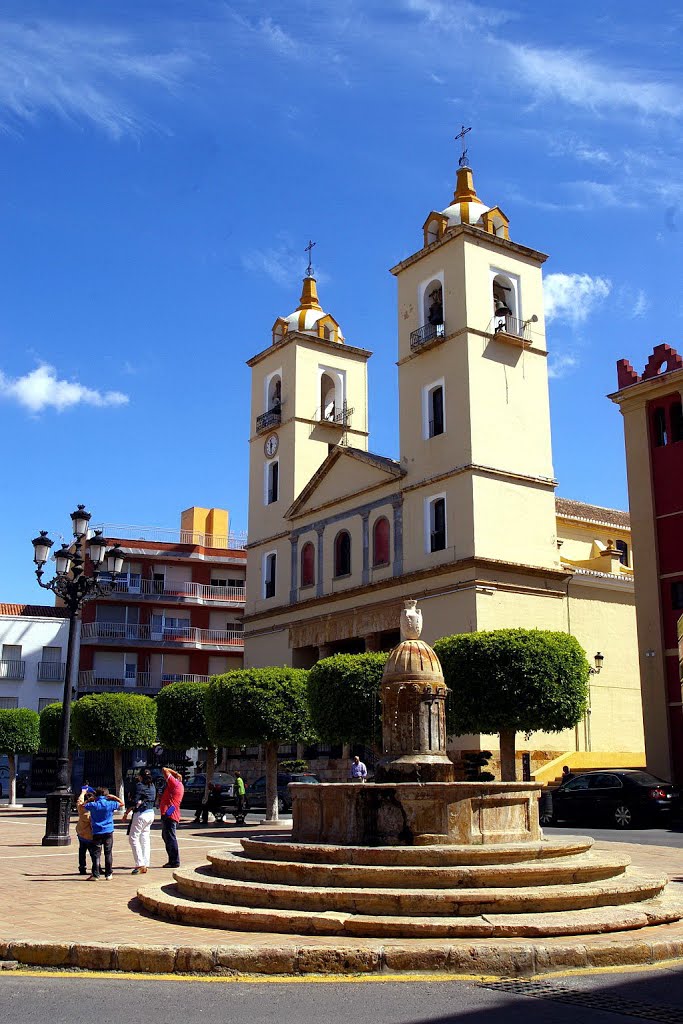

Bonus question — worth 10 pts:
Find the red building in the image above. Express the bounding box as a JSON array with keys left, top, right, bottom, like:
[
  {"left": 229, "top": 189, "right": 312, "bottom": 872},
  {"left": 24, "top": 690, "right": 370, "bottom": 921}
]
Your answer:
[
  {"left": 77, "top": 507, "right": 246, "bottom": 696},
  {"left": 611, "top": 344, "right": 683, "bottom": 781}
]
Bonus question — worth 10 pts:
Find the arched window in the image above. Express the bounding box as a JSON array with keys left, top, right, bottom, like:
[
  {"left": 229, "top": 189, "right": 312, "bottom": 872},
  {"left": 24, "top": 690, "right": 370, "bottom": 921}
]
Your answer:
[
  {"left": 372, "top": 517, "right": 390, "bottom": 567},
  {"left": 300, "top": 541, "right": 315, "bottom": 588},
  {"left": 422, "top": 278, "right": 444, "bottom": 335},
  {"left": 653, "top": 407, "right": 668, "bottom": 447},
  {"left": 426, "top": 220, "right": 440, "bottom": 245},
  {"left": 272, "top": 324, "right": 284, "bottom": 345},
  {"left": 321, "top": 372, "right": 336, "bottom": 420},
  {"left": 334, "top": 530, "right": 351, "bottom": 577},
  {"left": 268, "top": 374, "right": 281, "bottom": 412},
  {"left": 671, "top": 401, "right": 683, "bottom": 443},
  {"left": 492, "top": 273, "right": 517, "bottom": 331}
]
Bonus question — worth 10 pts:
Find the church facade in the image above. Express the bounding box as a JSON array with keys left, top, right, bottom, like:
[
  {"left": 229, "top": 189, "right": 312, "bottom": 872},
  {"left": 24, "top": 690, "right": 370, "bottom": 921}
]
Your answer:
[{"left": 243, "top": 161, "right": 644, "bottom": 770}]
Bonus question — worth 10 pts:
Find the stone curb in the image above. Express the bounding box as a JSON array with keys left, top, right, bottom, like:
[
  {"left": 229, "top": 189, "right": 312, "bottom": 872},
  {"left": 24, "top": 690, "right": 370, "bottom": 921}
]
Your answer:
[{"left": 2, "top": 936, "right": 683, "bottom": 977}]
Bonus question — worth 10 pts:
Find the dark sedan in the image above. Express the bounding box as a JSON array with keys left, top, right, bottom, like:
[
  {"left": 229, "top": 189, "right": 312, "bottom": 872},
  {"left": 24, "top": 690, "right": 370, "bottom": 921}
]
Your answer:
[
  {"left": 542, "top": 770, "right": 681, "bottom": 829},
  {"left": 180, "top": 772, "right": 236, "bottom": 819},
  {"left": 246, "top": 772, "right": 320, "bottom": 814}
]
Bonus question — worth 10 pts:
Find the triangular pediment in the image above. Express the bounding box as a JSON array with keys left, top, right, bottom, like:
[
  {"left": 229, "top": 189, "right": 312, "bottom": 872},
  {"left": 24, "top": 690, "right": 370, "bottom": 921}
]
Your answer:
[{"left": 286, "top": 447, "right": 404, "bottom": 520}]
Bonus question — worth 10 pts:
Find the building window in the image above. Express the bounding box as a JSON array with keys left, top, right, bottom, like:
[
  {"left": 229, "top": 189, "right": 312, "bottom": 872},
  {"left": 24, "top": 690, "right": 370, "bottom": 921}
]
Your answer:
[
  {"left": 671, "top": 401, "right": 683, "bottom": 443},
  {"left": 492, "top": 269, "right": 519, "bottom": 333},
  {"left": 300, "top": 541, "right": 316, "bottom": 588},
  {"left": 423, "top": 381, "right": 445, "bottom": 438},
  {"left": 653, "top": 407, "right": 668, "bottom": 447},
  {"left": 672, "top": 582, "right": 683, "bottom": 610},
  {"left": 372, "top": 517, "right": 390, "bottom": 566},
  {"left": 334, "top": 530, "right": 351, "bottom": 577},
  {"left": 0, "top": 697, "right": 18, "bottom": 709},
  {"left": 615, "top": 540, "right": 629, "bottom": 566},
  {"left": 266, "top": 459, "right": 279, "bottom": 504},
  {"left": 38, "top": 697, "right": 59, "bottom": 712},
  {"left": 0, "top": 645, "right": 23, "bottom": 680},
  {"left": 264, "top": 553, "right": 277, "bottom": 599},
  {"left": 426, "top": 495, "right": 447, "bottom": 552}
]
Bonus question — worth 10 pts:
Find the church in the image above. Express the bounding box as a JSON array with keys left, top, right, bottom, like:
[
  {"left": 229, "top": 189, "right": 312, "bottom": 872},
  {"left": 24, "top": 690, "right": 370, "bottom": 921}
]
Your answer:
[{"left": 242, "top": 152, "right": 644, "bottom": 775}]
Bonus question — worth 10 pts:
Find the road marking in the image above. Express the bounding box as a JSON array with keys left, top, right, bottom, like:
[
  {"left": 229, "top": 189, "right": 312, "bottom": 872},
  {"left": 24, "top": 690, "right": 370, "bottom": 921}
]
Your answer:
[{"left": 5, "top": 960, "right": 683, "bottom": 984}]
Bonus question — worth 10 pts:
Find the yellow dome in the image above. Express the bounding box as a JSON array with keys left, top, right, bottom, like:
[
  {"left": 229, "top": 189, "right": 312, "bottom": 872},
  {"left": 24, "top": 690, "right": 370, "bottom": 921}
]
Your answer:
[{"left": 381, "top": 639, "right": 444, "bottom": 686}]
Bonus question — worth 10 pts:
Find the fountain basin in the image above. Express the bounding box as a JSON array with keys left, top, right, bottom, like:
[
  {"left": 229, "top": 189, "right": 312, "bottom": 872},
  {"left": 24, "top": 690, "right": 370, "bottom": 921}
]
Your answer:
[{"left": 290, "top": 781, "right": 543, "bottom": 846}]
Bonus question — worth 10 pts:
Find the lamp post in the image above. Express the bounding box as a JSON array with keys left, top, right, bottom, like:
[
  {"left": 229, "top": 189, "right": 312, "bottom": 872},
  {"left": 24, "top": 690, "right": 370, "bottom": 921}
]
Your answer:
[{"left": 32, "top": 505, "right": 125, "bottom": 846}]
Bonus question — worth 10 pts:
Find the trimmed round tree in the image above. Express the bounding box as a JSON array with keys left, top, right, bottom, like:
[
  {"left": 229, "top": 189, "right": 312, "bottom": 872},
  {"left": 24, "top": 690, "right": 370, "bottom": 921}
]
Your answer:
[
  {"left": 0, "top": 708, "right": 40, "bottom": 806},
  {"left": 156, "top": 681, "right": 215, "bottom": 811},
  {"left": 71, "top": 692, "right": 157, "bottom": 801},
  {"left": 434, "top": 628, "right": 590, "bottom": 781},
  {"left": 306, "top": 653, "right": 387, "bottom": 749},
  {"left": 206, "top": 668, "right": 311, "bottom": 822}
]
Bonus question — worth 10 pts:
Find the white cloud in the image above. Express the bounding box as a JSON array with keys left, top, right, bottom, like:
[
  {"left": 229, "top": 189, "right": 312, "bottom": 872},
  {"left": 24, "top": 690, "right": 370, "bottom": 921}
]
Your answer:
[
  {"left": 0, "top": 19, "right": 193, "bottom": 137},
  {"left": 548, "top": 353, "right": 579, "bottom": 380},
  {"left": 242, "top": 239, "right": 330, "bottom": 289},
  {"left": 544, "top": 273, "right": 611, "bottom": 325},
  {"left": 629, "top": 289, "right": 649, "bottom": 319},
  {"left": 508, "top": 44, "right": 683, "bottom": 118},
  {"left": 405, "top": 0, "right": 514, "bottom": 30},
  {"left": 0, "top": 364, "right": 129, "bottom": 413}
]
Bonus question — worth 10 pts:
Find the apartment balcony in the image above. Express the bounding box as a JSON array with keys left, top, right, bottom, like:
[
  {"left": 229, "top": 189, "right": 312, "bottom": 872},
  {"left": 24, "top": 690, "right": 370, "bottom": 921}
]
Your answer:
[
  {"left": 37, "top": 662, "right": 66, "bottom": 682},
  {"left": 0, "top": 659, "right": 25, "bottom": 680},
  {"left": 91, "top": 523, "right": 248, "bottom": 550},
  {"left": 80, "top": 622, "right": 244, "bottom": 650},
  {"left": 78, "top": 670, "right": 214, "bottom": 693},
  {"left": 410, "top": 321, "right": 445, "bottom": 351},
  {"left": 104, "top": 576, "right": 246, "bottom": 606}
]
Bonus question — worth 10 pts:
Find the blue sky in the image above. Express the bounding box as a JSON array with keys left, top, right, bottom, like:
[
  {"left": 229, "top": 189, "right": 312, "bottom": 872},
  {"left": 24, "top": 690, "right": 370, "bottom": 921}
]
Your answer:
[{"left": 1, "top": 1, "right": 681, "bottom": 602}]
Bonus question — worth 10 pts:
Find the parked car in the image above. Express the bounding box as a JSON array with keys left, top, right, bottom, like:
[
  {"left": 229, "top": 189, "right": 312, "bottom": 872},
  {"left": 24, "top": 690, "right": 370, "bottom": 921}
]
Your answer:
[
  {"left": 542, "top": 770, "right": 681, "bottom": 829},
  {"left": 246, "top": 772, "right": 320, "bottom": 814},
  {"left": 180, "top": 772, "right": 236, "bottom": 820}
]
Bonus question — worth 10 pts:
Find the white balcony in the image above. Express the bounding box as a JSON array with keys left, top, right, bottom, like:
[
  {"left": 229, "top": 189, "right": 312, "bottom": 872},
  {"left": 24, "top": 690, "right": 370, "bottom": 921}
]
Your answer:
[
  {"left": 104, "top": 576, "right": 246, "bottom": 605},
  {"left": 80, "top": 622, "right": 244, "bottom": 650},
  {"left": 91, "top": 523, "right": 247, "bottom": 550},
  {"left": 78, "top": 670, "right": 214, "bottom": 692}
]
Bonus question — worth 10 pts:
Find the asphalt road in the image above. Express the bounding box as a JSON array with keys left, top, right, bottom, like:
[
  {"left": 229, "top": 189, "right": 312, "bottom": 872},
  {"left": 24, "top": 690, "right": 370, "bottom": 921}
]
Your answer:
[
  {"left": 544, "top": 822, "right": 683, "bottom": 847},
  {"left": 4, "top": 967, "right": 683, "bottom": 1024}
]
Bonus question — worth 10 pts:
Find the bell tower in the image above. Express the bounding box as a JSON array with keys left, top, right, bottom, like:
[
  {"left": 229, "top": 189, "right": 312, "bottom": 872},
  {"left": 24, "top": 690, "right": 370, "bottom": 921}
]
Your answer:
[
  {"left": 245, "top": 270, "right": 371, "bottom": 614},
  {"left": 391, "top": 150, "right": 559, "bottom": 572}
]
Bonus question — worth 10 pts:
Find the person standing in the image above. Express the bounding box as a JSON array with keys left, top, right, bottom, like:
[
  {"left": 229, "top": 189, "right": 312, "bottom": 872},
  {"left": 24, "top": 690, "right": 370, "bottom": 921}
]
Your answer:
[
  {"left": 159, "top": 766, "right": 184, "bottom": 868},
  {"left": 349, "top": 755, "right": 367, "bottom": 782},
  {"left": 233, "top": 771, "right": 246, "bottom": 814},
  {"left": 84, "top": 787, "right": 124, "bottom": 880},
  {"left": 123, "top": 768, "right": 156, "bottom": 875},
  {"left": 75, "top": 789, "right": 96, "bottom": 875}
]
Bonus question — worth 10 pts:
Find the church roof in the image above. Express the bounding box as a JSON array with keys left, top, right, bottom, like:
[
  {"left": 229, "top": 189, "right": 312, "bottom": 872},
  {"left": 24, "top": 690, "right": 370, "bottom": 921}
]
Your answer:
[
  {"left": 555, "top": 497, "right": 630, "bottom": 531},
  {"left": 286, "top": 447, "right": 405, "bottom": 519}
]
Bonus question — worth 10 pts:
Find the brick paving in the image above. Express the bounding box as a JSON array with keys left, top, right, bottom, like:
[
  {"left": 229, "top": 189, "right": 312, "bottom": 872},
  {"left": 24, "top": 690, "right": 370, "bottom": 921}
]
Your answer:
[{"left": 2, "top": 807, "right": 683, "bottom": 974}]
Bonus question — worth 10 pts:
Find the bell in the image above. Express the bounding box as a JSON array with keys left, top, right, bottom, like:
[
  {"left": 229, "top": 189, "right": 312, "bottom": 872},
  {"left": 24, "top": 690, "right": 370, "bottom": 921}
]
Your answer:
[{"left": 495, "top": 300, "right": 512, "bottom": 318}]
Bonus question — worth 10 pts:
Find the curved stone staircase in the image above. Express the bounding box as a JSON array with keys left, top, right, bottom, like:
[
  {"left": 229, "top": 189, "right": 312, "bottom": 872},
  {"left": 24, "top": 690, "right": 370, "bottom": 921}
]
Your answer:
[{"left": 138, "top": 835, "right": 683, "bottom": 939}]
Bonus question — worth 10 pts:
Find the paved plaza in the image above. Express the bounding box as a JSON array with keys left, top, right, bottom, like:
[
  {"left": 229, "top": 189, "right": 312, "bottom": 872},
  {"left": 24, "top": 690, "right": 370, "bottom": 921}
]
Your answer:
[{"left": 2, "top": 807, "right": 683, "bottom": 976}]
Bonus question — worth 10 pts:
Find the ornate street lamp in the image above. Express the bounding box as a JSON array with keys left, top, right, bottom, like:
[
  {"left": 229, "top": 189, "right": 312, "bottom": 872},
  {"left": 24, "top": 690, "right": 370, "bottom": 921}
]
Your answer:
[{"left": 32, "top": 506, "right": 124, "bottom": 846}]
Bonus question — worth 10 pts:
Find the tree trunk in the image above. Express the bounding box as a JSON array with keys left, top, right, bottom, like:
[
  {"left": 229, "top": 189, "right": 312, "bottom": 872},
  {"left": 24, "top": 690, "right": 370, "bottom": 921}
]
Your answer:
[
  {"left": 8, "top": 752, "right": 16, "bottom": 806},
  {"left": 264, "top": 740, "right": 279, "bottom": 823},
  {"left": 499, "top": 730, "right": 517, "bottom": 782},
  {"left": 202, "top": 746, "right": 216, "bottom": 812},
  {"left": 114, "top": 749, "right": 124, "bottom": 803}
]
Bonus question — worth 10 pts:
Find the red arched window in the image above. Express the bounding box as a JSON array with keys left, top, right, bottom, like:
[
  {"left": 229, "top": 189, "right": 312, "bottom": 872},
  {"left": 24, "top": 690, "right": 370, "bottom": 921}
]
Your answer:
[
  {"left": 334, "top": 530, "right": 351, "bottom": 577},
  {"left": 372, "top": 517, "right": 390, "bottom": 566},
  {"left": 300, "top": 541, "right": 315, "bottom": 588}
]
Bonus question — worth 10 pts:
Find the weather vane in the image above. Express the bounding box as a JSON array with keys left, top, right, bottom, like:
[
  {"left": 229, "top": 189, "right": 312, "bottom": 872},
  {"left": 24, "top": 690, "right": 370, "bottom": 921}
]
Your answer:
[
  {"left": 455, "top": 124, "right": 472, "bottom": 168},
  {"left": 304, "top": 239, "right": 316, "bottom": 278}
]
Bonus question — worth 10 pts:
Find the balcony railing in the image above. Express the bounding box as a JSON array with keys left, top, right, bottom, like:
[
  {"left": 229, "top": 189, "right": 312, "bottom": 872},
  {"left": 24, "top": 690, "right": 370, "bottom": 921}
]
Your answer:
[
  {"left": 37, "top": 662, "right": 66, "bottom": 682},
  {"left": 105, "top": 576, "right": 246, "bottom": 604},
  {"left": 78, "top": 670, "right": 215, "bottom": 692},
  {"left": 491, "top": 314, "right": 533, "bottom": 340},
  {"left": 319, "top": 403, "right": 355, "bottom": 427},
  {"left": 81, "top": 622, "right": 244, "bottom": 647},
  {"left": 90, "top": 524, "right": 247, "bottom": 550},
  {"left": 410, "top": 321, "right": 445, "bottom": 350},
  {"left": 0, "top": 659, "right": 25, "bottom": 680},
  {"left": 256, "top": 408, "right": 281, "bottom": 434}
]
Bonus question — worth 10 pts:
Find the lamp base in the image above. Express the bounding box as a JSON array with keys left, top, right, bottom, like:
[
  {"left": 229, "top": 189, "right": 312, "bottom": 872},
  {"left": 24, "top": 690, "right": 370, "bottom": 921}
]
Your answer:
[{"left": 42, "top": 791, "right": 73, "bottom": 846}]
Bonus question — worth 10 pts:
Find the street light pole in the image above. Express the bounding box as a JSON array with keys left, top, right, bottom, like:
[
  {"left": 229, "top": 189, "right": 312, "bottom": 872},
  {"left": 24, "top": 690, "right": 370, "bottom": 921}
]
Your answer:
[{"left": 32, "top": 507, "right": 125, "bottom": 847}]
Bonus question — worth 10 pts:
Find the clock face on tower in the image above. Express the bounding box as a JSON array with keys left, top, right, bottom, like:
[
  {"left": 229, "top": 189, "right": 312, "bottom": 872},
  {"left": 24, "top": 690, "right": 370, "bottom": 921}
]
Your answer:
[{"left": 264, "top": 433, "right": 279, "bottom": 458}]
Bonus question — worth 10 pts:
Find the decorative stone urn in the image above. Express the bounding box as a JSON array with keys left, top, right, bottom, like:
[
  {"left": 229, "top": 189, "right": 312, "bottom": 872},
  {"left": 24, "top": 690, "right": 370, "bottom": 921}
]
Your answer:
[{"left": 375, "top": 599, "right": 454, "bottom": 783}]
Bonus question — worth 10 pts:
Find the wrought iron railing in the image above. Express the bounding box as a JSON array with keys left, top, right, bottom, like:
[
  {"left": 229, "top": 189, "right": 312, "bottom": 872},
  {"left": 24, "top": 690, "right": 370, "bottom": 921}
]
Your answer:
[
  {"left": 410, "top": 322, "right": 445, "bottom": 350},
  {"left": 256, "top": 408, "right": 282, "bottom": 433},
  {"left": 491, "top": 314, "right": 532, "bottom": 339},
  {"left": 37, "top": 661, "right": 66, "bottom": 682},
  {"left": 0, "top": 659, "right": 25, "bottom": 680},
  {"left": 80, "top": 622, "right": 244, "bottom": 647}
]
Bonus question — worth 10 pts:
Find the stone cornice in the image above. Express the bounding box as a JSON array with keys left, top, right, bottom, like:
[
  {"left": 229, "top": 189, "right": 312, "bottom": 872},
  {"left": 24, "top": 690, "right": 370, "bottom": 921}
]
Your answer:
[
  {"left": 389, "top": 222, "right": 548, "bottom": 277},
  {"left": 247, "top": 332, "right": 372, "bottom": 369}
]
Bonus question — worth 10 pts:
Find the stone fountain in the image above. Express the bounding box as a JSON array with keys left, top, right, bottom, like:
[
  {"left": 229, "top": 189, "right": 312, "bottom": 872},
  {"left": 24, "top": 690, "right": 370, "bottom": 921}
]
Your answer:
[{"left": 139, "top": 600, "right": 683, "bottom": 944}]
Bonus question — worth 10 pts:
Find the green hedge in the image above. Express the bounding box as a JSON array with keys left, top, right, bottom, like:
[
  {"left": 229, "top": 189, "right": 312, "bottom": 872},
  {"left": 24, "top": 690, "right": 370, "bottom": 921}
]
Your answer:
[
  {"left": 71, "top": 692, "right": 157, "bottom": 750},
  {"left": 156, "top": 681, "right": 210, "bottom": 750},
  {"left": 306, "top": 652, "right": 388, "bottom": 747},
  {"left": 0, "top": 707, "right": 40, "bottom": 754},
  {"left": 206, "top": 667, "right": 311, "bottom": 746}
]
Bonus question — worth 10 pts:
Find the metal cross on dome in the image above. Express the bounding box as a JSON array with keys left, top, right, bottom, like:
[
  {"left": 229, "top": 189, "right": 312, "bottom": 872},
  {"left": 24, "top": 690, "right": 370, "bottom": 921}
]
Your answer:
[
  {"left": 456, "top": 124, "right": 472, "bottom": 168},
  {"left": 304, "top": 239, "right": 316, "bottom": 277}
]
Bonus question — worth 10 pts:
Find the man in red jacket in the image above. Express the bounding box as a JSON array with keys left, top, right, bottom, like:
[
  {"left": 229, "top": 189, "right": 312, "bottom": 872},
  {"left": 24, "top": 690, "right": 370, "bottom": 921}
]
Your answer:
[{"left": 159, "top": 766, "right": 184, "bottom": 868}]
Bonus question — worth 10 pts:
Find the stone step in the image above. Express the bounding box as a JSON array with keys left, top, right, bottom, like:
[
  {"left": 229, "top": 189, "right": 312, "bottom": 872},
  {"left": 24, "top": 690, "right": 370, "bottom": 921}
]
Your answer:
[
  {"left": 137, "top": 882, "right": 683, "bottom": 939},
  {"left": 239, "top": 836, "right": 594, "bottom": 866},
  {"left": 207, "top": 849, "right": 630, "bottom": 889},
  {"left": 172, "top": 865, "right": 667, "bottom": 917}
]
